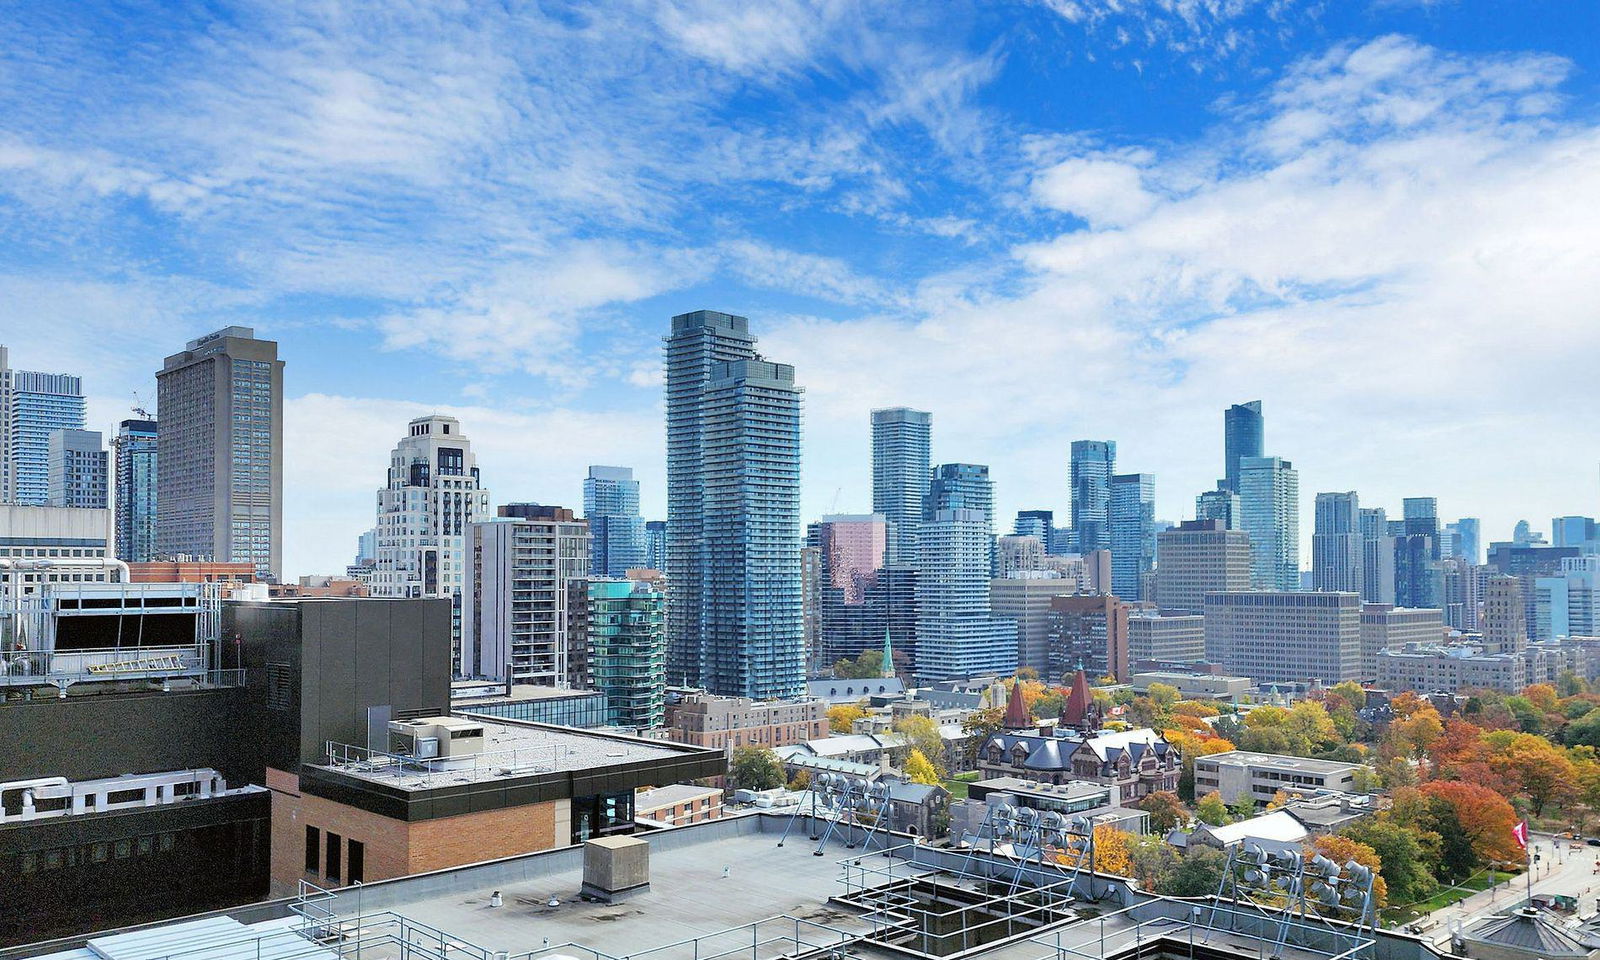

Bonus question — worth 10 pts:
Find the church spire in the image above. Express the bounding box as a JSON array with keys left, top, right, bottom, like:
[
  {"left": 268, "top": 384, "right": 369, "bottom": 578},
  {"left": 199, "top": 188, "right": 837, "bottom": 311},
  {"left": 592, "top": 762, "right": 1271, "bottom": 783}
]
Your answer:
[
  {"left": 881, "top": 628, "right": 895, "bottom": 679},
  {"left": 1002, "top": 679, "right": 1032, "bottom": 730}
]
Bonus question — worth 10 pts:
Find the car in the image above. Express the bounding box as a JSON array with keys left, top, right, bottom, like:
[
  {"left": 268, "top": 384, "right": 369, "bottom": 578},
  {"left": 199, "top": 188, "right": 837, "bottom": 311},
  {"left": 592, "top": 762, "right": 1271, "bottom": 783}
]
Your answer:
[{"left": 1586, "top": 838, "right": 1600, "bottom": 847}]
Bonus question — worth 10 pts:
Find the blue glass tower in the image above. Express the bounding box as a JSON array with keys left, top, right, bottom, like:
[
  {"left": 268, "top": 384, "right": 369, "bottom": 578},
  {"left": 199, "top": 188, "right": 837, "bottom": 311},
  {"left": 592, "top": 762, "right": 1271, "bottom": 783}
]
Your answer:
[
  {"left": 1110, "top": 473, "right": 1156, "bottom": 600},
  {"left": 1, "top": 346, "right": 87, "bottom": 505},
  {"left": 114, "top": 418, "right": 159, "bottom": 562},
  {"left": 1223, "top": 401, "right": 1263, "bottom": 493},
  {"left": 1070, "top": 440, "right": 1116, "bottom": 553},
  {"left": 664, "top": 311, "right": 804, "bottom": 699},
  {"left": 871, "top": 408, "right": 932, "bottom": 566},
  {"left": 644, "top": 520, "right": 667, "bottom": 571},
  {"left": 584, "top": 465, "right": 647, "bottom": 577}
]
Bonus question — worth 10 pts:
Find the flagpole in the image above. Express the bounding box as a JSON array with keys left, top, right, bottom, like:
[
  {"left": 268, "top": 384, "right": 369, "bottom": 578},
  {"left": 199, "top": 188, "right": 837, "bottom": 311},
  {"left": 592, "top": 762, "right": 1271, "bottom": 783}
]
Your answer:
[{"left": 1525, "top": 822, "right": 1533, "bottom": 906}]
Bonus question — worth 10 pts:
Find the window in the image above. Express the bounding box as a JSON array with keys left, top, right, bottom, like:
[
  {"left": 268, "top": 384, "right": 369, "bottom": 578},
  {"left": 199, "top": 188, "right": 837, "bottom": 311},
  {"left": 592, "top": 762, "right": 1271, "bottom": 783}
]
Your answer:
[
  {"left": 305, "top": 826, "right": 320, "bottom": 873},
  {"left": 347, "top": 840, "right": 365, "bottom": 884},
  {"left": 325, "top": 832, "right": 342, "bottom": 883}
]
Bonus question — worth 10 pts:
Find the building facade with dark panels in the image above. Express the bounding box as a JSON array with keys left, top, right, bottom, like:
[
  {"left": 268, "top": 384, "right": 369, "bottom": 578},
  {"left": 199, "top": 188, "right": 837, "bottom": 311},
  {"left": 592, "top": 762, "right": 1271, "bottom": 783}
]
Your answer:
[
  {"left": 0, "top": 685, "right": 270, "bottom": 946},
  {"left": 232, "top": 596, "right": 453, "bottom": 772}
]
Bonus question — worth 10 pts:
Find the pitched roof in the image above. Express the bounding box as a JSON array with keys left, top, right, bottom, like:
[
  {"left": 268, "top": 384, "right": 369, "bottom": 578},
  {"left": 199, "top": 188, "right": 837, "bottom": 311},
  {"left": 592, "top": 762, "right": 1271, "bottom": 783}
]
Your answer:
[
  {"left": 1463, "top": 910, "right": 1598, "bottom": 957},
  {"left": 1195, "top": 809, "right": 1309, "bottom": 846},
  {"left": 1002, "top": 680, "right": 1032, "bottom": 729},
  {"left": 1062, "top": 668, "right": 1092, "bottom": 726}
]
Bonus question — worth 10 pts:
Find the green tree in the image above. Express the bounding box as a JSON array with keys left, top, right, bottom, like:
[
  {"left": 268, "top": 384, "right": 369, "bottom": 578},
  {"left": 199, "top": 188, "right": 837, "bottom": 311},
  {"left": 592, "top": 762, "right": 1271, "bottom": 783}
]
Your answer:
[
  {"left": 904, "top": 749, "right": 941, "bottom": 785},
  {"left": 1157, "top": 846, "right": 1227, "bottom": 897},
  {"left": 834, "top": 649, "right": 885, "bottom": 679},
  {"left": 1342, "top": 819, "right": 1436, "bottom": 906},
  {"left": 1566, "top": 709, "right": 1600, "bottom": 748},
  {"left": 730, "top": 746, "right": 784, "bottom": 791},
  {"left": 1195, "top": 790, "right": 1231, "bottom": 826}
]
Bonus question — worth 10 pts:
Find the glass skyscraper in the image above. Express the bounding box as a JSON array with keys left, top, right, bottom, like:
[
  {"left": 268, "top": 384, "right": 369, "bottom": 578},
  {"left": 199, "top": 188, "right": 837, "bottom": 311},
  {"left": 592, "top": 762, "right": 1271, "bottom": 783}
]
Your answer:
[
  {"left": 915, "top": 508, "right": 1017, "bottom": 681},
  {"left": 584, "top": 465, "right": 647, "bottom": 578},
  {"left": 1196, "top": 483, "right": 1241, "bottom": 530},
  {"left": 114, "top": 418, "right": 159, "bottom": 562},
  {"left": 644, "top": 520, "right": 667, "bottom": 572},
  {"left": 1070, "top": 440, "right": 1116, "bottom": 553},
  {"left": 871, "top": 407, "right": 931, "bottom": 567},
  {"left": 1223, "top": 400, "right": 1263, "bottom": 493},
  {"left": 1239, "top": 455, "right": 1300, "bottom": 591},
  {"left": 1402, "top": 497, "right": 1441, "bottom": 560},
  {"left": 1312, "top": 491, "right": 1363, "bottom": 593},
  {"left": 664, "top": 311, "right": 804, "bottom": 700},
  {"left": 1109, "top": 473, "right": 1156, "bottom": 600},
  {"left": 47, "top": 428, "right": 107, "bottom": 509},
  {"left": 0, "top": 345, "right": 87, "bottom": 506}
]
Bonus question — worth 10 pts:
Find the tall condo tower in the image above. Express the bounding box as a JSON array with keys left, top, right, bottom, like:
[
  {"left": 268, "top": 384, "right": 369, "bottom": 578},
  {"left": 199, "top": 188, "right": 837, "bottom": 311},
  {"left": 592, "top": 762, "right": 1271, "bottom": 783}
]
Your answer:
[
  {"left": 871, "top": 407, "right": 932, "bottom": 567},
  {"left": 1070, "top": 440, "right": 1116, "bottom": 553},
  {"left": 584, "top": 465, "right": 647, "bottom": 578},
  {"left": 1239, "top": 455, "right": 1300, "bottom": 591},
  {"left": 1223, "top": 401, "right": 1263, "bottom": 493},
  {"left": 0, "top": 345, "right": 88, "bottom": 506},
  {"left": 664, "top": 311, "right": 804, "bottom": 699}
]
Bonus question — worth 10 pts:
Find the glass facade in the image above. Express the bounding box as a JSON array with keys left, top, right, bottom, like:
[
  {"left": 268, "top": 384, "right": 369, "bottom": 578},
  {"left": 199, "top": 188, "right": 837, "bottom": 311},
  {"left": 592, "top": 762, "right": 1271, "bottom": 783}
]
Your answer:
[
  {"left": 870, "top": 407, "right": 932, "bottom": 567},
  {"left": 3, "top": 365, "right": 87, "bottom": 506},
  {"left": 115, "top": 419, "right": 159, "bottom": 562},
  {"left": 1109, "top": 473, "right": 1156, "bottom": 601},
  {"left": 1223, "top": 400, "right": 1263, "bottom": 494},
  {"left": 587, "top": 578, "right": 667, "bottom": 728},
  {"left": 1239, "top": 455, "right": 1300, "bottom": 591},
  {"left": 1069, "top": 440, "right": 1116, "bottom": 553},
  {"left": 584, "top": 466, "right": 647, "bottom": 578}
]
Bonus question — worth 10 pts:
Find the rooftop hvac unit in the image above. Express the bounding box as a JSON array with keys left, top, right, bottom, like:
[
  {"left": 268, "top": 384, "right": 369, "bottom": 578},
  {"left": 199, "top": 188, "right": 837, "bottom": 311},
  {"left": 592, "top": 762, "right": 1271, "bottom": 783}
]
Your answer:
[{"left": 388, "top": 717, "right": 486, "bottom": 759}]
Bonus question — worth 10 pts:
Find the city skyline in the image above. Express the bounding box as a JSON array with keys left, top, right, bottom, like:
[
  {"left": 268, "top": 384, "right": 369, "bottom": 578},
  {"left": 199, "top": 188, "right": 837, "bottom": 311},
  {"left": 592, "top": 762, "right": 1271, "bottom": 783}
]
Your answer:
[{"left": 4, "top": 3, "right": 1599, "bottom": 578}]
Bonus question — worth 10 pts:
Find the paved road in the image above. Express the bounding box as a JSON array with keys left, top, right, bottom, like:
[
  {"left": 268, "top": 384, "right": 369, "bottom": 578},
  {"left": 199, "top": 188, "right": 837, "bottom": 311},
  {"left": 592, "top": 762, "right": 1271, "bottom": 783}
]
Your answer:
[{"left": 1418, "top": 834, "right": 1600, "bottom": 946}]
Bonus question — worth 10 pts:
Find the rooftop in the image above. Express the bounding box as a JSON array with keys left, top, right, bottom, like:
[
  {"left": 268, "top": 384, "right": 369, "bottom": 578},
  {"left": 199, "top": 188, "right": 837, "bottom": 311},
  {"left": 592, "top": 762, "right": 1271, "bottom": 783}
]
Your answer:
[
  {"left": 315, "top": 715, "right": 712, "bottom": 792},
  {"left": 1197, "top": 750, "right": 1360, "bottom": 774}
]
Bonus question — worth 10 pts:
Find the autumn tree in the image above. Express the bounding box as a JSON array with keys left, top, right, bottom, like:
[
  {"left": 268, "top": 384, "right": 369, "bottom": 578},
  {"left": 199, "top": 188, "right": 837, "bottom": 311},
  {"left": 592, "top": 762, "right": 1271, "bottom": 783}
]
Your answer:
[
  {"left": 834, "top": 649, "right": 886, "bottom": 678},
  {"left": 1421, "top": 780, "right": 1523, "bottom": 866},
  {"left": 1389, "top": 705, "right": 1445, "bottom": 759},
  {"left": 1342, "top": 818, "right": 1435, "bottom": 906},
  {"left": 904, "top": 749, "right": 941, "bottom": 785},
  {"left": 895, "top": 715, "right": 948, "bottom": 777},
  {"left": 1093, "top": 824, "right": 1134, "bottom": 877},
  {"left": 1139, "top": 790, "right": 1189, "bottom": 833},
  {"left": 828, "top": 704, "right": 868, "bottom": 734},
  {"left": 1484, "top": 731, "right": 1576, "bottom": 815}
]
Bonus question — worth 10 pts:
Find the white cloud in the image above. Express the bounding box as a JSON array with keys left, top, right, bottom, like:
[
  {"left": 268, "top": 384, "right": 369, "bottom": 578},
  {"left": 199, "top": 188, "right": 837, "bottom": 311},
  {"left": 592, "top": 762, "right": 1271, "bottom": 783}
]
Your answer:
[{"left": 1031, "top": 152, "right": 1157, "bottom": 227}]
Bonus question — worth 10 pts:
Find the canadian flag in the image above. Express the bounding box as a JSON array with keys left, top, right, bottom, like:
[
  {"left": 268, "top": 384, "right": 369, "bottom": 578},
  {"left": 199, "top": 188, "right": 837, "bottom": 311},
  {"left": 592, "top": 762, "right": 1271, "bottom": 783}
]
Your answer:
[{"left": 1513, "top": 820, "right": 1530, "bottom": 850}]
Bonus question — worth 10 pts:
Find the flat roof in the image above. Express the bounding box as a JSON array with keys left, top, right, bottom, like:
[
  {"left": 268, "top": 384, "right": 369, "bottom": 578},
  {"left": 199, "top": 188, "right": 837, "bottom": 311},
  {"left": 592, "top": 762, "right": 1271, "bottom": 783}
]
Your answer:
[
  {"left": 636, "top": 783, "right": 722, "bottom": 810},
  {"left": 315, "top": 716, "right": 711, "bottom": 791},
  {"left": 1196, "top": 750, "right": 1359, "bottom": 774}
]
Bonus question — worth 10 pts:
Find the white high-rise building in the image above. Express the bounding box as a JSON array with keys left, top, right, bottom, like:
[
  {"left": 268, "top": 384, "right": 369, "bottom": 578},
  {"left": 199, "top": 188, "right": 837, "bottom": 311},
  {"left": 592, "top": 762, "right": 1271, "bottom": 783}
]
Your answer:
[
  {"left": 1239, "top": 456, "right": 1299, "bottom": 592},
  {"left": 372, "top": 415, "right": 492, "bottom": 672}
]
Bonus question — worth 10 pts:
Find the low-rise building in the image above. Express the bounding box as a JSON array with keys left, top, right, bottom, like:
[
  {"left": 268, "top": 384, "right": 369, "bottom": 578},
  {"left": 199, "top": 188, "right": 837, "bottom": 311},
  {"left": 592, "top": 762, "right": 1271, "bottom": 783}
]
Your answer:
[
  {"left": 450, "top": 681, "right": 610, "bottom": 728},
  {"left": 1192, "top": 750, "right": 1360, "bottom": 806},
  {"left": 1376, "top": 646, "right": 1528, "bottom": 693},
  {"left": 662, "top": 690, "right": 827, "bottom": 751},
  {"left": 635, "top": 783, "right": 724, "bottom": 826},
  {"left": 1131, "top": 671, "right": 1250, "bottom": 701}
]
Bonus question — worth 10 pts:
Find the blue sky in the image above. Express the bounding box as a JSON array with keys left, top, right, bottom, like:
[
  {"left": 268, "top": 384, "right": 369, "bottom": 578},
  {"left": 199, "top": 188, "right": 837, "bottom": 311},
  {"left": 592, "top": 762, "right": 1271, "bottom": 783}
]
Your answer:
[{"left": 3, "top": 0, "right": 1598, "bottom": 578}]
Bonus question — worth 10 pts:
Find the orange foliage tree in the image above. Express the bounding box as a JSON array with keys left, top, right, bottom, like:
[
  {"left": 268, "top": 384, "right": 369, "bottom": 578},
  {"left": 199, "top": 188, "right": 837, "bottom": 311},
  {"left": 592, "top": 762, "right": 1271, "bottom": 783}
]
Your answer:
[
  {"left": 1093, "top": 824, "right": 1134, "bottom": 877},
  {"left": 1308, "top": 834, "right": 1387, "bottom": 908},
  {"left": 1421, "top": 780, "right": 1523, "bottom": 865}
]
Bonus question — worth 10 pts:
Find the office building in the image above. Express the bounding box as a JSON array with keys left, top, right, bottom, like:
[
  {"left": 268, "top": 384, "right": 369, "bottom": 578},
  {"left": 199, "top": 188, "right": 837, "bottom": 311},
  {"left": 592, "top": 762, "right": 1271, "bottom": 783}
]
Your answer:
[
  {"left": 871, "top": 407, "right": 932, "bottom": 566},
  {"left": 916, "top": 508, "right": 1017, "bottom": 681},
  {"left": 587, "top": 577, "right": 667, "bottom": 729},
  {"left": 46, "top": 428, "right": 106, "bottom": 509},
  {"left": 155, "top": 327, "right": 284, "bottom": 580},
  {"left": 1438, "top": 557, "right": 1481, "bottom": 631},
  {"left": 1222, "top": 400, "right": 1263, "bottom": 493},
  {"left": 1393, "top": 534, "right": 1438, "bottom": 609},
  {"left": 1448, "top": 518, "right": 1481, "bottom": 565},
  {"left": 1154, "top": 519, "right": 1252, "bottom": 615},
  {"left": 1376, "top": 647, "right": 1528, "bottom": 694},
  {"left": 1014, "top": 509, "right": 1054, "bottom": 543},
  {"left": 1312, "top": 492, "right": 1363, "bottom": 594},
  {"left": 1359, "top": 604, "right": 1444, "bottom": 678},
  {"left": 1553, "top": 516, "right": 1600, "bottom": 553},
  {"left": 584, "top": 465, "right": 647, "bottom": 578},
  {"left": 1357, "top": 507, "right": 1395, "bottom": 605},
  {"left": 1488, "top": 542, "right": 1581, "bottom": 638},
  {"left": 1193, "top": 751, "right": 1359, "bottom": 807},
  {"left": 1402, "top": 498, "right": 1441, "bottom": 560},
  {"left": 371, "top": 415, "right": 493, "bottom": 668},
  {"left": 1203, "top": 591, "right": 1361, "bottom": 684},
  {"left": 644, "top": 519, "right": 667, "bottom": 571},
  {"left": 1239, "top": 456, "right": 1299, "bottom": 591},
  {"left": 1047, "top": 593, "right": 1130, "bottom": 682},
  {"left": 1482, "top": 574, "right": 1528, "bottom": 654},
  {"left": 665, "top": 311, "right": 804, "bottom": 700},
  {"left": 0, "top": 345, "right": 87, "bottom": 506},
  {"left": 1127, "top": 611, "right": 1205, "bottom": 664},
  {"left": 1195, "top": 484, "right": 1241, "bottom": 530},
  {"left": 1535, "top": 556, "right": 1600, "bottom": 640},
  {"left": 112, "top": 418, "right": 158, "bottom": 562},
  {"left": 0, "top": 504, "right": 118, "bottom": 598},
  {"left": 992, "top": 575, "right": 1081, "bottom": 676},
  {"left": 462, "top": 504, "right": 590, "bottom": 685},
  {"left": 1109, "top": 472, "right": 1156, "bottom": 601},
  {"left": 1069, "top": 440, "right": 1116, "bottom": 553}
]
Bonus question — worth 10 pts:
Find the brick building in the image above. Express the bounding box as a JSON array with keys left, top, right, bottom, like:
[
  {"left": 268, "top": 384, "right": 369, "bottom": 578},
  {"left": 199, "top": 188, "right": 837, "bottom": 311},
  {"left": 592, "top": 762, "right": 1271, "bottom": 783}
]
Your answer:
[{"left": 662, "top": 690, "right": 826, "bottom": 750}]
